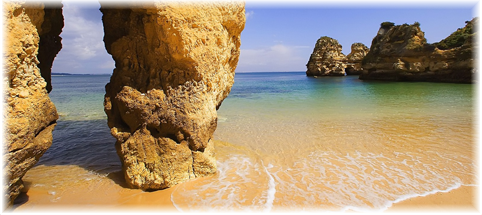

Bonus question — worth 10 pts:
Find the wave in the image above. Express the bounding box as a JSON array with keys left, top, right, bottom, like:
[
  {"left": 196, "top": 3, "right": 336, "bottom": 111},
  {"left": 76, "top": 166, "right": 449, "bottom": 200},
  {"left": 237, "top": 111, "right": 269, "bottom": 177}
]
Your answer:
[{"left": 338, "top": 182, "right": 466, "bottom": 212}]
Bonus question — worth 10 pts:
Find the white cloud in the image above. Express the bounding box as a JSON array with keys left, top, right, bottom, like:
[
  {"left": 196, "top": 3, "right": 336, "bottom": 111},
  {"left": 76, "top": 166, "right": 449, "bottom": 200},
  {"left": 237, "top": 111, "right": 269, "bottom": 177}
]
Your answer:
[
  {"left": 245, "top": 10, "right": 254, "bottom": 19},
  {"left": 52, "top": 2, "right": 114, "bottom": 74},
  {"left": 237, "top": 44, "right": 311, "bottom": 72},
  {"left": 98, "top": 60, "right": 115, "bottom": 69},
  {"left": 60, "top": 6, "right": 105, "bottom": 60}
]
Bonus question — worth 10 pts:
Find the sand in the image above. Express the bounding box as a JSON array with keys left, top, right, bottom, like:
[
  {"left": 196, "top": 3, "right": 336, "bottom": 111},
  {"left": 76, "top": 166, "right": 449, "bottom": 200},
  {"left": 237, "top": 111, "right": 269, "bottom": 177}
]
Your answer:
[
  {"left": 345, "top": 186, "right": 482, "bottom": 215},
  {"left": 12, "top": 183, "right": 478, "bottom": 213},
  {"left": 10, "top": 166, "right": 179, "bottom": 213},
  {"left": 11, "top": 186, "right": 178, "bottom": 213}
]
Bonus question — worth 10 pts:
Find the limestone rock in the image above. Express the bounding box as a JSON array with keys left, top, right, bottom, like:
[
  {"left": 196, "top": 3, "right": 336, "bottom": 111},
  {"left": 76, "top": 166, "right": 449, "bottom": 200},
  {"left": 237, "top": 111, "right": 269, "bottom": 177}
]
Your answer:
[
  {"left": 345, "top": 43, "right": 369, "bottom": 75},
  {"left": 4, "top": 1, "right": 62, "bottom": 206},
  {"left": 36, "top": 3, "right": 64, "bottom": 93},
  {"left": 100, "top": 1, "right": 245, "bottom": 190},
  {"left": 306, "top": 36, "right": 347, "bottom": 76},
  {"left": 360, "top": 19, "right": 476, "bottom": 83}
]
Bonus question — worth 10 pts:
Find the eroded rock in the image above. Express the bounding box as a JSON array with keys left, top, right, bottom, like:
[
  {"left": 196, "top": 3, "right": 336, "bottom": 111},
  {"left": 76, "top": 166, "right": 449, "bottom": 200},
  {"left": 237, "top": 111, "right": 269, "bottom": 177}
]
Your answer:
[
  {"left": 306, "top": 36, "right": 347, "bottom": 76},
  {"left": 4, "top": 1, "right": 62, "bottom": 206},
  {"left": 346, "top": 43, "right": 369, "bottom": 75},
  {"left": 100, "top": 2, "right": 245, "bottom": 190},
  {"left": 360, "top": 19, "right": 476, "bottom": 83}
]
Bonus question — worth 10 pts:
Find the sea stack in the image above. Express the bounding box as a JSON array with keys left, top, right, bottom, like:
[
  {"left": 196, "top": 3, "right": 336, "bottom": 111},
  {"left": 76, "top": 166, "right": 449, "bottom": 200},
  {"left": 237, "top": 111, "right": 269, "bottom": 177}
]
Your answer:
[
  {"left": 100, "top": 2, "right": 246, "bottom": 190},
  {"left": 360, "top": 19, "right": 476, "bottom": 83},
  {"left": 306, "top": 36, "right": 347, "bottom": 76},
  {"left": 4, "top": 2, "right": 63, "bottom": 206},
  {"left": 345, "top": 43, "right": 369, "bottom": 75}
]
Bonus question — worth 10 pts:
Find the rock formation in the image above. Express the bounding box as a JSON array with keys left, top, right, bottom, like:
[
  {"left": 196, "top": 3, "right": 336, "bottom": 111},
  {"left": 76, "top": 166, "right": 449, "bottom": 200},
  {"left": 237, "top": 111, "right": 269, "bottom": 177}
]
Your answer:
[
  {"left": 345, "top": 43, "right": 369, "bottom": 75},
  {"left": 306, "top": 36, "right": 347, "bottom": 76},
  {"left": 360, "top": 19, "right": 476, "bottom": 83},
  {"left": 100, "top": 2, "right": 245, "bottom": 190},
  {"left": 36, "top": 4, "right": 64, "bottom": 93},
  {"left": 4, "top": 2, "right": 63, "bottom": 206}
]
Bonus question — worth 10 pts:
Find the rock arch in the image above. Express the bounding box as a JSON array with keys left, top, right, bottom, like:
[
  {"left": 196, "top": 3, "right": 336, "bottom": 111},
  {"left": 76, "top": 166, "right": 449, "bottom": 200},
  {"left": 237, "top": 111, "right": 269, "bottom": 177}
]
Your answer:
[{"left": 4, "top": 1, "right": 245, "bottom": 206}]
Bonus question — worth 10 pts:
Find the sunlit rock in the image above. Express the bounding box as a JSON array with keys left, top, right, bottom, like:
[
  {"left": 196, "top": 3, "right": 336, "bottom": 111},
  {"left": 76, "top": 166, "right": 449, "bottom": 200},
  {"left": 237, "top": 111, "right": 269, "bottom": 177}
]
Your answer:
[
  {"left": 345, "top": 43, "right": 369, "bottom": 75},
  {"left": 360, "top": 19, "right": 476, "bottom": 83},
  {"left": 100, "top": 1, "right": 246, "bottom": 190},
  {"left": 306, "top": 36, "right": 347, "bottom": 76},
  {"left": 4, "top": 1, "right": 63, "bottom": 206}
]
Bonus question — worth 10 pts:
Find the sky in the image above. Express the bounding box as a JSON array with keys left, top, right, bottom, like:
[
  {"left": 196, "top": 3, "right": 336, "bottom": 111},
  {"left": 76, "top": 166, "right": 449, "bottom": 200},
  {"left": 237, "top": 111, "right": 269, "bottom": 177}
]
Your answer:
[{"left": 51, "top": 0, "right": 478, "bottom": 74}]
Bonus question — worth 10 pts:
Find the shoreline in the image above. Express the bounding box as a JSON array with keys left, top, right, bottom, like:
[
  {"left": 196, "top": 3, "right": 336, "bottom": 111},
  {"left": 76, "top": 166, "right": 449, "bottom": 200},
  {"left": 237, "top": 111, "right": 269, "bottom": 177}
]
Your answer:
[
  {"left": 13, "top": 179, "right": 477, "bottom": 213},
  {"left": 386, "top": 185, "right": 478, "bottom": 212}
]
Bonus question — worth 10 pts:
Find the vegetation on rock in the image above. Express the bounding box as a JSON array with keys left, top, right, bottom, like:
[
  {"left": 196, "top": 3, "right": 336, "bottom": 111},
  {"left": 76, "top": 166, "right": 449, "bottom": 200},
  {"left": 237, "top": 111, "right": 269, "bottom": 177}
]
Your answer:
[
  {"left": 381, "top": 21, "right": 395, "bottom": 28},
  {"left": 360, "top": 18, "right": 477, "bottom": 83},
  {"left": 435, "top": 19, "right": 475, "bottom": 50}
]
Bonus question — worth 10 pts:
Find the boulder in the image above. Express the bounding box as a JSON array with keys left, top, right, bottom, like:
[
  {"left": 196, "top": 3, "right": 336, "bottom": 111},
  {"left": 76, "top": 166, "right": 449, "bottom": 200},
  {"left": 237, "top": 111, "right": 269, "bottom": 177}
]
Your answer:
[{"left": 100, "top": 1, "right": 245, "bottom": 190}]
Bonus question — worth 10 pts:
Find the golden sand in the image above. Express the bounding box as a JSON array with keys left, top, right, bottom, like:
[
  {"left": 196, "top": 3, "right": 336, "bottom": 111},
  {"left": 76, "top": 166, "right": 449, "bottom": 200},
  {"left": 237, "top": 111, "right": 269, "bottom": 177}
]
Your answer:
[
  {"left": 12, "top": 115, "right": 477, "bottom": 213},
  {"left": 13, "top": 180, "right": 477, "bottom": 213},
  {"left": 12, "top": 184, "right": 177, "bottom": 213},
  {"left": 11, "top": 165, "right": 178, "bottom": 213},
  {"left": 344, "top": 186, "right": 482, "bottom": 215}
]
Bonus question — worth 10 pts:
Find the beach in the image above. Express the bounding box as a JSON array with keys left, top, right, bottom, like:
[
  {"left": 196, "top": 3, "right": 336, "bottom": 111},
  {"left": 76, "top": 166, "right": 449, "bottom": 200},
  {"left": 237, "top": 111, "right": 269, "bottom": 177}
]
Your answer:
[
  {"left": 388, "top": 185, "right": 477, "bottom": 212},
  {"left": 11, "top": 73, "right": 477, "bottom": 212},
  {"left": 12, "top": 181, "right": 479, "bottom": 213}
]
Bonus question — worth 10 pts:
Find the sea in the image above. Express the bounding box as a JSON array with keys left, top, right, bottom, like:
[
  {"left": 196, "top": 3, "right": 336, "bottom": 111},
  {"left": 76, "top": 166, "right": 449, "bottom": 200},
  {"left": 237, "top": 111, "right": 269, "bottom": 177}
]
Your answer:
[{"left": 14, "top": 72, "right": 477, "bottom": 212}]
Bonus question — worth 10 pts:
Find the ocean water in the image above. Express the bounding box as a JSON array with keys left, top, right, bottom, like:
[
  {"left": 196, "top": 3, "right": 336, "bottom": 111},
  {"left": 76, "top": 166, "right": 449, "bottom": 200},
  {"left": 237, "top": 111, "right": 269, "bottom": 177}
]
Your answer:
[{"left": 17, "top": 72, "right": 476, "bottom": 212}]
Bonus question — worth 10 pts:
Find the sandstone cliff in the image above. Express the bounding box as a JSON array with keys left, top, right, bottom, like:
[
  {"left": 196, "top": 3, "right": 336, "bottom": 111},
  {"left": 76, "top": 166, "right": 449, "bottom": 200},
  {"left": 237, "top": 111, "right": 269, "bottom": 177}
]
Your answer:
[
  {"left": 4, "top": 1, "right": 62, "bottom": 206},
  {"left": 345, "top": 43, "right": 369, "bottom": 75},
  {"left": 101, "top": 2, "right": 245, "bottom": 190},
  {"left": 360, "top": 19, "right": 476, "bottom": 83},
  {"left": 306, "top": 36, "right": 347, "bottom": 76}
]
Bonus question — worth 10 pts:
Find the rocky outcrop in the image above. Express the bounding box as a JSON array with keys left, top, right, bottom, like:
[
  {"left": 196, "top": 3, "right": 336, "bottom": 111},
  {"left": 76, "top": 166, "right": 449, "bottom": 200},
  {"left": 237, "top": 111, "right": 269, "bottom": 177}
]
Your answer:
[
  {"left": 306, "top": 36, "right": 347, "bottom": 76},
  {"left": 345, "top": 43, "right": 369, "bottom": 75},
  {"left": 36, "top": 3, "right": 64, "bottom": 93},
  {"left": 100, "top": 2, "right": 245, "bottom": 190},
  {"left": 360, "top": 19, "right": 476, "bottom": 83},
  {"left": 4, "top": 2, "right": 62, "bottom": 206}
]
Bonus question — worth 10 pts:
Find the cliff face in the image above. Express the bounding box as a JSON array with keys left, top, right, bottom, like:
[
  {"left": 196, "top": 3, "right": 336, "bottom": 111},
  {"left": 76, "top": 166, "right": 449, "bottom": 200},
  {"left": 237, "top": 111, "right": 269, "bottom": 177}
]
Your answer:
[
  {"left": 346, "top": 43, "right": 369, "bottom": 75},
  {"left": 4, "top": 2, "right": 62, "bottom": 206},
  {"left": 360, "top": 19, "right": 476, "bottom": 83},
  {"left": 101, "top": 2, "right": 245, "bottom": 190},
  {"left": 306, "top": 36, "right": 347, "bottom": 76},
  {"left": 36, "top": 4, "right": 64, "bottom": 93}
]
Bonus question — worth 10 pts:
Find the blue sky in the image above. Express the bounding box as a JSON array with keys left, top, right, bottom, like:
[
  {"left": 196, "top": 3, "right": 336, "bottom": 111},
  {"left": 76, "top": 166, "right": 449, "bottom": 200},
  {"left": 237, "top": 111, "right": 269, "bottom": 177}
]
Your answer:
[{"left": 51, "top": 1, "right": 478, "bottom": 74}]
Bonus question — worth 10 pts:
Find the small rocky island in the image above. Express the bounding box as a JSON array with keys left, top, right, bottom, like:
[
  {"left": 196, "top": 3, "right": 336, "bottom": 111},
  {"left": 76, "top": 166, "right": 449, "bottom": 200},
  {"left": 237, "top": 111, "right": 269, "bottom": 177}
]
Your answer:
[
  {"left": 361, "top": 19, "right": 476, "bottom": 83},
  {"left": 306, "top": 37, "right": 369, "bottom": 76},
  {"left": 307, "top": 18, "right": 477, "bottom": 83}
]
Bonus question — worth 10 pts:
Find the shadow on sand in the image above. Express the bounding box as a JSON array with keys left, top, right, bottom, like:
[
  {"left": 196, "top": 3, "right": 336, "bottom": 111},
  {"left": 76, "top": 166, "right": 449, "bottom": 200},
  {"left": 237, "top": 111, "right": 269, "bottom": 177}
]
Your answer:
[{"left": 12, "top": 119, "right": 128, "bottom": 209}]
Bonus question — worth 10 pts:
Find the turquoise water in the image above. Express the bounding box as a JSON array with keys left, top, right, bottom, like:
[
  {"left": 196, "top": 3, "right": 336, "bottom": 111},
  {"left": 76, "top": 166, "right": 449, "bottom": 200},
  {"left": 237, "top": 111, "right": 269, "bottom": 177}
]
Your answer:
[{"left": 24, "top": 72, "right": 476, "bottom": 212}]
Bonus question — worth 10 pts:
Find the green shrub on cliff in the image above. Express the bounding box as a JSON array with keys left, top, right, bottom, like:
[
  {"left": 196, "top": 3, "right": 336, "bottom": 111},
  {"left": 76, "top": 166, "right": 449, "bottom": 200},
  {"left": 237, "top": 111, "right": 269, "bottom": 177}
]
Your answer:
[
  {"left": 435, "top": 19, "right": 474, "bottom": 50},
  {"left": 436, "top": 30, "right": 472, "bottom": 50},
  {"left": 381, "top": 21, "right": 395, "bottom": 28}
]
